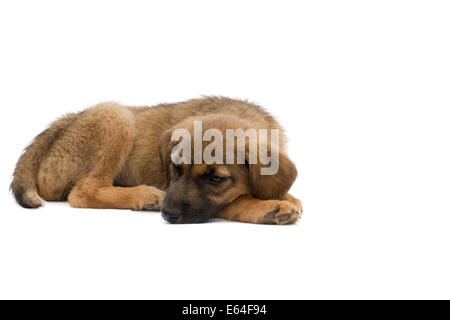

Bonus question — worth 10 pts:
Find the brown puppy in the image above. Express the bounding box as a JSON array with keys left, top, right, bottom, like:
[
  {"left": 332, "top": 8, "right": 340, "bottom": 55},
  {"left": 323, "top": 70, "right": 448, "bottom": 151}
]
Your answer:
[{"left": 11, "top": 97, "right": 302, "bottom": 224}]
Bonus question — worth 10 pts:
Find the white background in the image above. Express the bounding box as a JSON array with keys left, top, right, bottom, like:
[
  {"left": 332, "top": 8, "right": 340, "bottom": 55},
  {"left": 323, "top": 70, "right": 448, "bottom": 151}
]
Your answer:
[{"left": 1, "top": 0, "right": 449, "bottom": 299}]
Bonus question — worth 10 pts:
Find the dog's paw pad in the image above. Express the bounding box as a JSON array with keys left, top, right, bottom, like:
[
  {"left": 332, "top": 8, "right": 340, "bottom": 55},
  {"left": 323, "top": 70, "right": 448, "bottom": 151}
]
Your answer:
[
  {"left": 278, "top": 209, "right": 299, "bottom": 225},
  {"left": 262, "top": 203, "right": 299, "bottom": 225},
  {"left": 142, "top": 201, "right": 161, "bottom": 211},
  {"left": 278, "top": 213, "right": 292, "bottom": 222},
  {"left": 262, "top": 206, "right": 279, "bottom": 224}
]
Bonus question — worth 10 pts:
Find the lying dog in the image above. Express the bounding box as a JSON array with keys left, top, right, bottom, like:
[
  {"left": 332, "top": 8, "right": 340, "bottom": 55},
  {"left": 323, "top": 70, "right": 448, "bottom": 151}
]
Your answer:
[{"left": 11, "top": 97, "right": 302, "bottom": 224}]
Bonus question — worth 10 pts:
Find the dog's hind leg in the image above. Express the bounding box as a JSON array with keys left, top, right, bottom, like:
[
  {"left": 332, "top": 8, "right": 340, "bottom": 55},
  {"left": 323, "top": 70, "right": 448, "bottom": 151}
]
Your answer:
[
  {"left": 49, "top": 103, "right": 165, "bottom": 211},
  {"left": 69, "top": 179, "right": 165, "bottom": 211}
]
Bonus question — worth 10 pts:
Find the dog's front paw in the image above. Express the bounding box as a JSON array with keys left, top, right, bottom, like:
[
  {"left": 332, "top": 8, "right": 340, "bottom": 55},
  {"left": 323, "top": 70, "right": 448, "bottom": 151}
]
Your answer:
[{"left": 262, "top": 201, "right": 300, "bottom": 225}]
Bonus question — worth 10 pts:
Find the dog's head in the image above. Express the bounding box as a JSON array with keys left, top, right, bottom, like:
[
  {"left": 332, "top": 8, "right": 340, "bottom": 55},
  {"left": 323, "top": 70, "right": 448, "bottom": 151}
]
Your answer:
[{"left": 158, "top": 115, "right": 297, "bottom": 223}]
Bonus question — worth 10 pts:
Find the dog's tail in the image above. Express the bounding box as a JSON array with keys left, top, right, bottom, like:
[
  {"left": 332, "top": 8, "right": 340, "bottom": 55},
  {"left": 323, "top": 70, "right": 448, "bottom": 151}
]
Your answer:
[{"left": 10, "top": 113, "right": 78, "bottom": 208}]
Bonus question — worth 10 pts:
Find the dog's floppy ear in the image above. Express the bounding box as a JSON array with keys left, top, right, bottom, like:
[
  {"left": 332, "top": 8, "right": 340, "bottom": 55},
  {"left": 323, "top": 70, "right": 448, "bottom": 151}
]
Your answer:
[
  {"left": 158, "top": 129, "right": 172, "bottom": 189},
  {"left": 248, "top": 152, "right": 297, "bottom": 200}
]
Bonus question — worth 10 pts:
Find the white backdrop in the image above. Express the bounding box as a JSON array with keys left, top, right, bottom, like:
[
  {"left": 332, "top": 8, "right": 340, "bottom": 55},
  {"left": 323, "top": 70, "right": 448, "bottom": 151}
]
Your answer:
[{"left": 1, "top": 0, "right": 449, "bottom": 299}]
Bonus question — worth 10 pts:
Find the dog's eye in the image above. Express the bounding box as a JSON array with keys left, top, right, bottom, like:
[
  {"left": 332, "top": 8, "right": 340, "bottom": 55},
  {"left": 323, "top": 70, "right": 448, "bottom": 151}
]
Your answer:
[{"left": 208, "top": 175, "right": 225, "bottom": 184}]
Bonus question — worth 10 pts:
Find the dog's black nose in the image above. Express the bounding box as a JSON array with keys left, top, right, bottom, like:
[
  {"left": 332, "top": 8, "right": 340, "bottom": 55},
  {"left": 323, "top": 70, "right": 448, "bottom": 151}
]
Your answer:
[{"left": 161, "top": 207, "right": 182, "bottom": 224}]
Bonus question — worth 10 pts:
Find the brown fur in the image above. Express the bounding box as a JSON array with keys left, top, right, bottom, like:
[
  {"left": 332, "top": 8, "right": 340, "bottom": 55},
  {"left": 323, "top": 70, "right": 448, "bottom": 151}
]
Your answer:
[{"left": 11, "top": 97, "right": 302, "bottom": 224}]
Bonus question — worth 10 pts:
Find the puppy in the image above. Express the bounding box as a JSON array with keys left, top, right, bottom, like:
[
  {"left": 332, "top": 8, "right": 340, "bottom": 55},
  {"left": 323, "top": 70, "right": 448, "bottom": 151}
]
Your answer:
[{"left": 11, "top": 97, "right": 302, "bottom": 224}]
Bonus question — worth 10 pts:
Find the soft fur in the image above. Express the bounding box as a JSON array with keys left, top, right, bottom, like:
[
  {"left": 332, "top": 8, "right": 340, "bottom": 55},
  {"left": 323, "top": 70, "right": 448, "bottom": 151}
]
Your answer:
[{"left": 11, "top": 97, "right": 302, "bottom": 224}]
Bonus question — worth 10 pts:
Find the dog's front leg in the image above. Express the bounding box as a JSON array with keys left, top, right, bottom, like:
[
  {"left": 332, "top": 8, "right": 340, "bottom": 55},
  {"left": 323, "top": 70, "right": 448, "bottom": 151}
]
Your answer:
[{"left": 217, "top": 194, "right": 302, "bottom": 225}]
